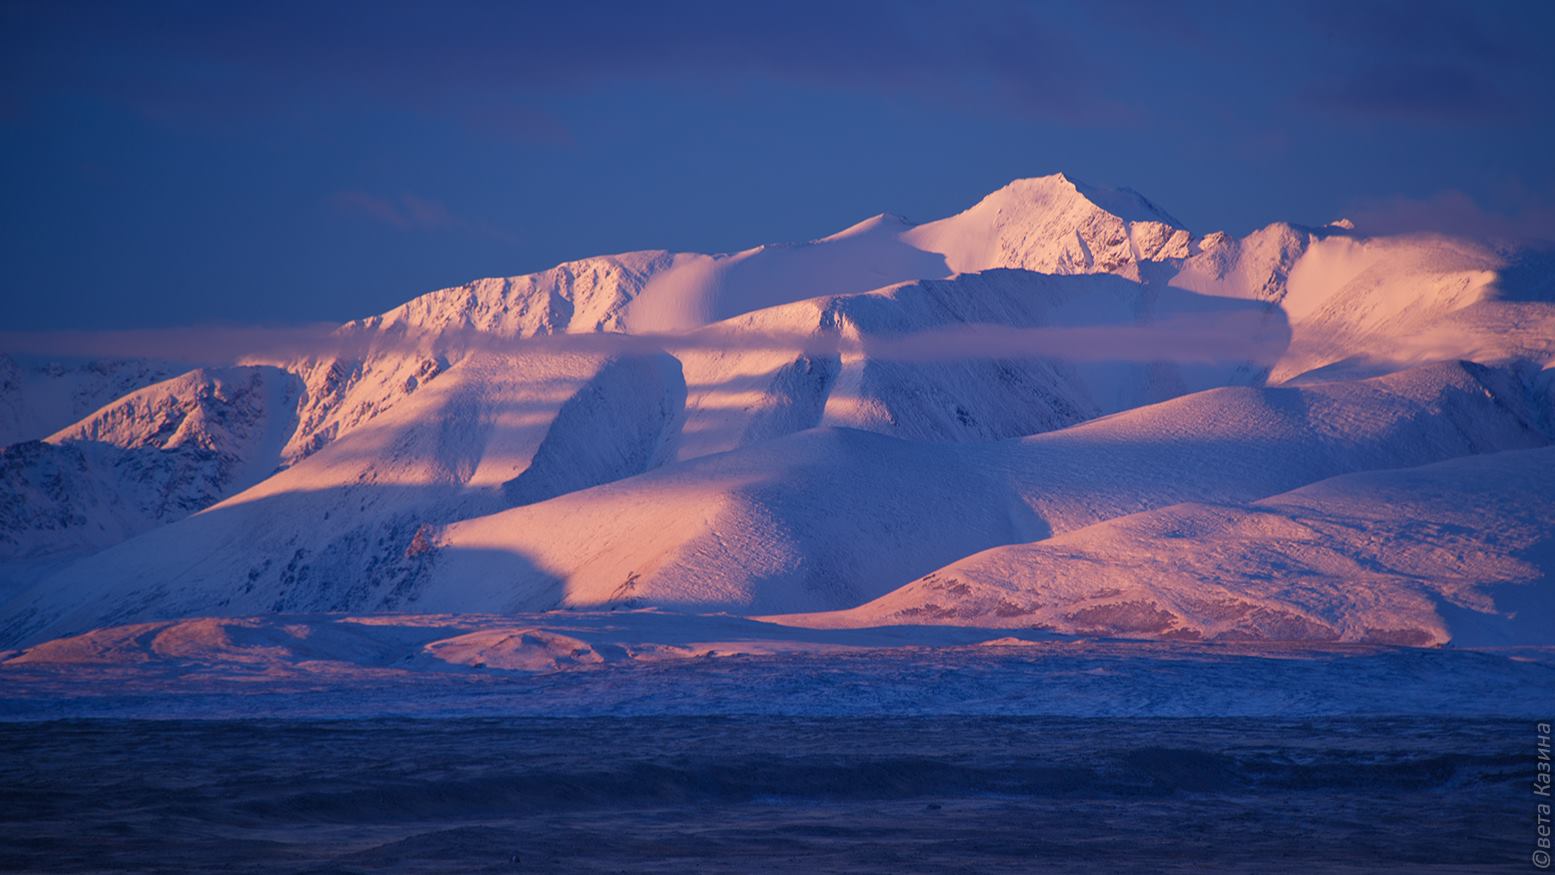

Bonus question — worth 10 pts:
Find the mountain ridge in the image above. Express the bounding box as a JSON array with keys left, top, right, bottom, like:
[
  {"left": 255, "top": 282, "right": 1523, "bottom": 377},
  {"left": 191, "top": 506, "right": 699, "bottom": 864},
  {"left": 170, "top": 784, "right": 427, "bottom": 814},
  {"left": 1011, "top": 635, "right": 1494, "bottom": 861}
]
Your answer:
[{"left": 3, "top": 173, "right": 1552, "bottom": 649}]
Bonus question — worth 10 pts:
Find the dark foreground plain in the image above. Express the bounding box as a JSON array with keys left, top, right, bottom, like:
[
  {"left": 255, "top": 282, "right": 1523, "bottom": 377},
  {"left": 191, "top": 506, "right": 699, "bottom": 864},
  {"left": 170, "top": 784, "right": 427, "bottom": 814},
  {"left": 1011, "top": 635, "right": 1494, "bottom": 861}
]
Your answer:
[{"left": 0, "top": 716, "right": 1532, "bottom": 873}]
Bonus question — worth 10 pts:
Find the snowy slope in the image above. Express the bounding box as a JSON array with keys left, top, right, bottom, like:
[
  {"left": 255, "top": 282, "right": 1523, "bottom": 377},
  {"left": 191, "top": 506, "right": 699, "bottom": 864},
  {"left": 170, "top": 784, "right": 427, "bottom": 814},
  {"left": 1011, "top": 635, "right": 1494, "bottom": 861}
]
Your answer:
[
  {"left": 1170, "top": 227, "right": 1553, "bottom": 382},
  {"left": 418, "top": 427, "right": 1046, "bottom": 617},
  {"left": 269, "top": 251, "right": 678, "bottom": 466},
  {"left": 625, "top": 214, "right": 948, "bottom": 333},
  {"left": 6, "top": 358, "right": 1544, "bottom": 645},
  {"left": 1170, "top": 221, "right": 1317, "bottom": 305},
  {"left": 978, "top": 359, "right": 1549, "bottom": 536},
  {"left": 413, "top": 360, "right": 1544, "bottom": 620},
  {"left": 207, "top": 360, "right": 1555, "bottom": 627},
  {"left": 266, "top": 176, "right": 1545, "bottom": 473},
  {"left": 0, "top": 179, "right": 1271, "bottom": 559},
  {"left": 784, "top": 447, "right": 1555, "bottom": 647}
]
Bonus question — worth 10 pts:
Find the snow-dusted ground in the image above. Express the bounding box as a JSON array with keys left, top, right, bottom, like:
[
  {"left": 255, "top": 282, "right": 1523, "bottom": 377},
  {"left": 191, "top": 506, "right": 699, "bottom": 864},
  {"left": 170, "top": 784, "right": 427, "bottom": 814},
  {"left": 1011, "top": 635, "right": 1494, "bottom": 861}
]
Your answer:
[{"left": 3, "top": 609, "right": 1545, "bottom": 872}]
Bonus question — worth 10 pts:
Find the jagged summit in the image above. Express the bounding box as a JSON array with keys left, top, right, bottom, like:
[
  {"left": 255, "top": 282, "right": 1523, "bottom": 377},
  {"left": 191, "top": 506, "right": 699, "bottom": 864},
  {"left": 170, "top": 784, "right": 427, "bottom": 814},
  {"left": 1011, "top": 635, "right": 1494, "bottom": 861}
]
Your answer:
[{"left": 992, "top": 173, "right": 1185, "bottom": 227}]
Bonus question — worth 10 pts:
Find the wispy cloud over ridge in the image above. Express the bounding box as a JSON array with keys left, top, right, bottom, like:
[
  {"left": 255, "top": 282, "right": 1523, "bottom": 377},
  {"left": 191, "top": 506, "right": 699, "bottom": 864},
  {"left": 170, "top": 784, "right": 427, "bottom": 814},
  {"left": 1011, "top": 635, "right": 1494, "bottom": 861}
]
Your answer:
[
  {"left": 326, "top": 192, "right": 520, "bottom": 243},
  {"left": 0, "top": 310, "right": 1289, "bottom": 369},
  {"left": 1345, "top": 190, "right": 1555, "bottom": 244}
]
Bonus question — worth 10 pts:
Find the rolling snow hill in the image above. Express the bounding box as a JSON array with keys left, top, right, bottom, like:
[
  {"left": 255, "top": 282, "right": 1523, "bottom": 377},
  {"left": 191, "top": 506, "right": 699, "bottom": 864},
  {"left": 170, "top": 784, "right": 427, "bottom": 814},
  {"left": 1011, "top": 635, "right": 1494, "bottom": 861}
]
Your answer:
[
  {"left": 7, "top": 357, "right": 1546, "bottom": 645},
  {"left": 779, "top": 446, "right": 1555, "bottom": 646}
]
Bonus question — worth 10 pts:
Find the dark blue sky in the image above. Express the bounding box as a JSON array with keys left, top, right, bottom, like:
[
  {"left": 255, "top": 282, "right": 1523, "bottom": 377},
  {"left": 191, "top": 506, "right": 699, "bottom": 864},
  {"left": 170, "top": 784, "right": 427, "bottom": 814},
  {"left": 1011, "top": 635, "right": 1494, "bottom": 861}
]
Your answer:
[{"left": 4, "top": 0, "right": 1553, "bottom": 330}]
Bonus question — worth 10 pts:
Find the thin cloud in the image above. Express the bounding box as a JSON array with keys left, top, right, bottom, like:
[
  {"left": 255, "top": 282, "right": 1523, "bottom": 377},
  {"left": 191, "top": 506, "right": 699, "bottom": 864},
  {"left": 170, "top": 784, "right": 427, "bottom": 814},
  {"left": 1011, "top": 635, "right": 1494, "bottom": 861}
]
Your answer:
[
  {"left": 328, "top": 192, "right": 428, "bottom": 231},
  {"left": 327, "top": 192, "right": 519, "bottom": 243},
  {"left": 0, "top": 310, "right": 1289, "bottom": 370}
]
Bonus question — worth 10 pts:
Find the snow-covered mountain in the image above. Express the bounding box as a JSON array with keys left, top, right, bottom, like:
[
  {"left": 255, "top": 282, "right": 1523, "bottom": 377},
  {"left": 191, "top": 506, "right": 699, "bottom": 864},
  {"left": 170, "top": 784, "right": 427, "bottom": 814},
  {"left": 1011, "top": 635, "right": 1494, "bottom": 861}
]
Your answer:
[{"left": 2, "top": 173, "right": 1552, "bottom": 648}]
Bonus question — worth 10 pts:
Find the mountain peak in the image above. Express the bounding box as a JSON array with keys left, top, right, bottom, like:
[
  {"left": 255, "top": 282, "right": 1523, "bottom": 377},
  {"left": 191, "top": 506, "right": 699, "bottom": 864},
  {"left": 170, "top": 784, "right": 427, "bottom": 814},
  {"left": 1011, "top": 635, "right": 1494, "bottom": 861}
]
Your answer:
[
  {"left": 902, "top": 173, "right": 1192, "bottom": 278},
  {"left": 987, "top": 173, "right": 1185, "bottom": 228}
]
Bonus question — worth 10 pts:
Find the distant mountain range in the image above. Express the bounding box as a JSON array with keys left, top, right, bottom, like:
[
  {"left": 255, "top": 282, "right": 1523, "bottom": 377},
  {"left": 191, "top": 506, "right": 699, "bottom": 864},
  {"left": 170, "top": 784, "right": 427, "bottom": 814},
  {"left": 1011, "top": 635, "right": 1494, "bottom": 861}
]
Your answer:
[{"left": 3, "top": 173, "right": 1552, "bottom": 650}]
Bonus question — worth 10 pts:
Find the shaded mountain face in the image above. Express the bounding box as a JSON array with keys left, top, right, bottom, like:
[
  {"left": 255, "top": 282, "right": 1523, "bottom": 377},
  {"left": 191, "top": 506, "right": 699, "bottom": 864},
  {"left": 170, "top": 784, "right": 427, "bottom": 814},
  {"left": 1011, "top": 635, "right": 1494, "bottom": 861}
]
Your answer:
[
  {"left": 2, "top": 173, "right": 1552, "bottom": 648},
  {"left": 0, "top": 356, "right": 179, "bottom": 446}
]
